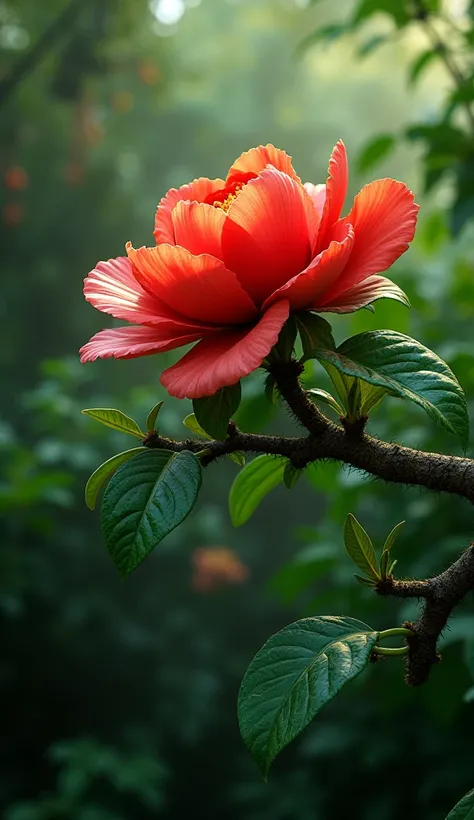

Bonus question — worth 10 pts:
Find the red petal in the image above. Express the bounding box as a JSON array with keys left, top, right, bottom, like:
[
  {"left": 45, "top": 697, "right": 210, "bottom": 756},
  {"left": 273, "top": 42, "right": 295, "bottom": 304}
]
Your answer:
[
  {"left": 80, "top": 325, "right": 204, "bottom": 363},
  {"left": 263, "top": 221, "right": 354, "bottom": 312},
  {"left": 222, "top": 169, "right": 315, "bottom": 306},
  {"left": 171, "top": 201, "right": 225, "bottom": 258},
  {"left": 304, "top": 182, "right": 326, "bottom": 217},
  {"left": 318, "top": 275, "right": 410, "bottom": 313},
  {"left": 154, "top": 177, "right": 225, "bottom": 244},
  {"left": 127, "top": 243, "right": 257, "bottom": 325},
  {"left": 160, "top": 301, "right": 290, "bottom": 399},
  {"left": 315, "top": 140, "right": 349, "bottom": 252},
  {"left": 321, "top": 179, "right": 419, "bottom": 303},
  {"left": 227, "top": 145, "right": 300, "bottom": 183}
]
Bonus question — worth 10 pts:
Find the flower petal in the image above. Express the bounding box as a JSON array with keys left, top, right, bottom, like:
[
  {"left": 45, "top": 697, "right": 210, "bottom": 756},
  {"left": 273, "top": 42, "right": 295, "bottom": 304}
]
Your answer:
[
  {"left": 80, "top": 325, "right": 204, "bottom": 363},
  {"left": 154, "top": 177, "right": 225, "bottom": 244},
  {"left": 160, "top": 300, "right": 290, "bottom": 399},
  {"left": 321, "top": 179, "right": 419, "bottom": 303},
  {"left": 304, "top": 182, "right": 326, "bottom": 217},
  {"left": 127, "top": 243, "right": 257, "bottom": 325},
  {"left": 262, "top": 221, "right": 354, "bottom": 312},
  {"left": 227, "top": 145, "right": 300, "bottom": 183},
  {"left": 315, "top": 140, "right": 349, "bottom": 252},
  {"left": 318, "top": 275, "right": 410, "bottom": 313},
  {"left": 222, "top": 169, "right": 316, "bottom": 306},
  {"left": 171, "top": 201, "right": 226, "bottom": 258}
]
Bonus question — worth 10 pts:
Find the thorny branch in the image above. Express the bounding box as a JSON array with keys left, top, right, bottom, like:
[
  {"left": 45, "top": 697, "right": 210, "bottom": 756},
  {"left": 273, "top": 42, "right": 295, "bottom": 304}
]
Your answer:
[{"left": 144, "top": 359, "right": 474, "bottom": 685}]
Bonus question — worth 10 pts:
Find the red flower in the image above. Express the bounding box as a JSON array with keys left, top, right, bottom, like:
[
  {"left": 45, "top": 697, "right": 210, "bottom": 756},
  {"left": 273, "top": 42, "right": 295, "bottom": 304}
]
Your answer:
[{"left": 80, "top": 142, "right": 418, "bottom": 399}]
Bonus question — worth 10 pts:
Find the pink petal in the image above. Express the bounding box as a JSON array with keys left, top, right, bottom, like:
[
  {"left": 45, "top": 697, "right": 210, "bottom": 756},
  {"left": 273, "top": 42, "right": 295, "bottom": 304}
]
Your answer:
[
  {"left": 171, "top": 201, "right": 226, "bottom": 258},
  {"left": 321, "top": 179, "right": 419, "bottom": 303},
  {"left": 160, "top": 300, "right": 290, "bottom": 399},
  {"left": 222, "top": 169, "right": 317, "bottom": 306},
  {"left": 127, "top": 243, "right": 257, "bottom": 325},
  {"left": 263, "top": 221, "right": 354, "bottom": 312},
  {"left": 83, "top": 255, "right": 223, "bottom": 334},
  {"left": 318, "top": 275, "right": 410, "bottom": 313},
  {"left": 227, "top": 145, "right": 300, "bottom": 183},
  {"left": 154, "top": 177, "right": 225, "bottom": 244},
  {"left": 315, "top": 140, "right": 349, "bottom": 253},
  {"left": 304, "top": 182, "right": 326, "bottom": 217},
  {"left": 80, "top": 325, "right": 204, "bottom": 363}
]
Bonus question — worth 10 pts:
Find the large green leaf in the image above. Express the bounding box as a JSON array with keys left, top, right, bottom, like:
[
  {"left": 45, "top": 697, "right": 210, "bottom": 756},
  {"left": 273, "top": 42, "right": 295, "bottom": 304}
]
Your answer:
[
  {"left": 193, "top": 383, "right": 241, "bottom": 440},
  {"left": 229, "top": 455, "right": 287, "bottom": 526},
  {"left": 85, "top": 447, "right": 146, "bottom": 510},
  {"left": 295, "top": 312, "right": 335, "bottom": 361},
  {"left": 101, "top": 449, "right": 202, "bottom": 578},
  {"left": 315, "top": 331, "right": 469, "bottom": 445},
  {"left": 445, "top": 789, "right": 474, "bottom": 819},
  {"left": 82, "top": 408, "right": 144, "bottom": 439},
  {"left": 343, "top": 514, "right": 380, "bottom": 581},
  {"left": 238, "top": 616, "right": 378, "bottom": 777},
  {"left": 146, "top": 401, "right": 164, "bottom": 432}
]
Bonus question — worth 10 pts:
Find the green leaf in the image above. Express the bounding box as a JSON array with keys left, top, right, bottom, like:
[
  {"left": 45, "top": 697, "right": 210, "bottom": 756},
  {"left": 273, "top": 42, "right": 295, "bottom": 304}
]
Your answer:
[
  {"left": 82, "top": 408, "right": 145, "bottom": 439},
  {"left": 315, "top": 331, "right": 469, "bottom": 445},
  {"left": 283, "top": 462, "right": 302, "bottom": 490},
  {"left": 383, "top": 520, "right": 405, "bottom": 554},
  {"left": 358, "top": 381, "right": 390, "bottom": 415},
  {"left": 229, "top": 455, "right": 287, "bottom": 526},
  {"left": 193, "top": 382, "right": 241, "bottom": 440},
  {"left": 380, "top": 520, "right": 403, "bottom": 579},
  {"left": 183, "top": 414, "right": 244, "bottom": 466},
  {"left": 445, "top": 788, "right": 474, "bottom": 819},
  {"left": 265, "top": 374, "right": 279, "bottom": 405},
  {"left": 238, "top": 616, "right": 378, "bottom": 777},
  {"left": 408, "top": 49, "right": 438, "bottom": 86},
  {"left": 146, "top": 401, "right": 164, "bottom": 432},
  {"left": 354, "top": 574, "right": 377, "bottom": 587},
  {"left": 344, "top": 514, "right": 380, "bottom": 581},
  {"left": 356, "top": 135, "right": 396, "bottom": 173},
  {"left": 307, "top": 388, "right": 344, "bottom": 417},
  {"left": 353, "top": 0, "right": 410, "bottom": 26},
  {"left": 101, "top": 449, "right": 202, "bottom": 578},
  {"left": 297, "top": 23, "right": 348, "bottom": 55},
  {"left": 357, "top": 34, "right": 388, "bottom": 57},
  {"left": 295, "top": 312, "right": 336, "bottom": 361},
  {"left": 85, "top": 447, "right": 147, "bottom": 510}
]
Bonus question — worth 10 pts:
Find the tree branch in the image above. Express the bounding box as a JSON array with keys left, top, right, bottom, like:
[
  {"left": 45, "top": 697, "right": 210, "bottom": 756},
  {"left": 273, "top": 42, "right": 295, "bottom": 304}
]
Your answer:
[{"left": 377, "top": 547, "right": 474, "bottom": 685}]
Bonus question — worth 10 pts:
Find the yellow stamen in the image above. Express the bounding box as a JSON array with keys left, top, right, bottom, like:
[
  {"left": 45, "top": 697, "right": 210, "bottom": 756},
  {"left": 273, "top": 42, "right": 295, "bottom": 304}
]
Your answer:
[{"left": 213, "top": 184, "right": 243, "bottom": 212}]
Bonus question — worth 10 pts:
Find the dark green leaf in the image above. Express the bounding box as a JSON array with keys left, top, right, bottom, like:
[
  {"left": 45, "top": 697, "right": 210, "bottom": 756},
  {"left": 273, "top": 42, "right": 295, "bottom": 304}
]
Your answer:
[
  {"left": 297, "top": 24, "right": 348, "bottom": 55},
  {"left": 382, "top": 520, "right": 405, "bottom": 555},
  {"left": 344, "top": 514, "right": 380, "bottom": 581},
  {"left": 229, "top": 455, "right": 287, "bottom": 526},
  {"left": 295, "top": 312, "right": 336, "bottom": 361},
  {"left": 444, "top": 788, "right": 474, "bottom": 819},
  {"left": 146, "top": 401, "right": 164, "bottom": 432},
  {"left": 408, "top": 49, "right": 438, "bottom": 86},
  {"left": 353, "top": 0, "right": 410, "bottom": 26},
  {"left": 354, "top": 574, "right": 377, "bottom": 588},
  {"left": 82, "top": 408, "right": 144, "bottom": 439},
  {"left": 315, "top": 331, "right": 469, "bottom": 445},
  {"left": 356, "top": 135, "right": 396, "bottom": 173},
  {"left": 193, "top": 382, "right": 241, "bottom": 440},
  {"left": 102, "top": 449, "right": 202, "bottom": 578},
  {"left": 238, "top": 616, "right": 378, "bottom": 777},
  {"left": 357, "top": 34, "right": 388, "bottom": 57},
  {"left": 283, "top": 462, "right": 302, "bottom": 490},
  {"left": 85, "top": 447, "right": 147, "bottom": 510}
]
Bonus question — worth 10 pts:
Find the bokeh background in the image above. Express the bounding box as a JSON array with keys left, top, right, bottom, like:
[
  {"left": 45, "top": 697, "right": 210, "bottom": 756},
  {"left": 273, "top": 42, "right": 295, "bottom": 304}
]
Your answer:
[{"left": 3, "top": 0, "right": 474, "bottom": 818}]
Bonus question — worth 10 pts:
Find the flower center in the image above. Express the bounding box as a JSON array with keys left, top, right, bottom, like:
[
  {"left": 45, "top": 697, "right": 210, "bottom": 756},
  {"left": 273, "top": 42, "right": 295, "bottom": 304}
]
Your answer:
[
  {"left": 203, "top": 171, "right": 257, "bottom": 212},
  {"left": 213, "top": 183, "right": 244, "bottom": 212}
]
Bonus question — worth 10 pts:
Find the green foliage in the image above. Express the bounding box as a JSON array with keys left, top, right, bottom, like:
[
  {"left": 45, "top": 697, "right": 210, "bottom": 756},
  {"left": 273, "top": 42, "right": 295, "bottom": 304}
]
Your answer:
[
  {"left": 183, "top": 413, "right": 245, "bottom": 466},
  {"left": 295, "top": 312, "right": 336, "bottom": 362},
  {"left": 82, "top": 409, "right": 145, "bottom": 439},
  {"left": 306, "top": 387, "right": 344, "bottom": 418},
  {"left": 356, "top": 134, "right": 396, "bottom": 172},
  {"left": 283, "top": 462, "right": 302, "bottom": 490},
  {"left": 193, "top": 383, "right": 242, "bottom": 440},
  {"left": 101, "top": 449, "right": 202, "bottom": 577},
  {"left": 445, "top": 789, "right": 474, "bottom": 820},
  {"left": 315, "top": 331, "right": 469, "bottom": 444},
  {"left": 145, "top": 400, "right": 164, "bottom": 432},
  {"left": 238, "top": 616, "right": 378, "bottom": 777},
  {"left": 229, "top": 455, "right": 288, "bottom": 526},
  {"left": 85, "top": 446, "right": 146, "bottom": 510},
  {"left": 343, "top": 513, "right": 380, "bottom": 582}
]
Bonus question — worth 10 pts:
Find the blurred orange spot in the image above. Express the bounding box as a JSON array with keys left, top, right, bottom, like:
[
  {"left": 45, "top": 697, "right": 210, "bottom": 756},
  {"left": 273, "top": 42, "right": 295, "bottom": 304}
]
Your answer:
[
  {"left": 64, "top": 162, "right": 85, "bottom": 186},
  {"left": 191, "top": 547, "right": 249, "bottom": 593},
  {"left": 4, "top": 167, "right": 29, "bottom": 191},
  {"left": 138, "top": 60, "right": 162, "bottom": 86},
  {"left": 111, "top": 91, "right": 134, "bottom": 113},
  {"left": 3, "top": 202, "right": 25, "bottom": 226}
]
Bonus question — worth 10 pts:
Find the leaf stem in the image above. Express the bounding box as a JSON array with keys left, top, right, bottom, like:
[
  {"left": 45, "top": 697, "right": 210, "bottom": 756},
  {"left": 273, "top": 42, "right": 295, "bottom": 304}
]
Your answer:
[
  {"left": 377, "top": 627, "right": 414, "bottom": 641},
  {"left": 372, "top": 645, "right": 409, "bottom": 657}
]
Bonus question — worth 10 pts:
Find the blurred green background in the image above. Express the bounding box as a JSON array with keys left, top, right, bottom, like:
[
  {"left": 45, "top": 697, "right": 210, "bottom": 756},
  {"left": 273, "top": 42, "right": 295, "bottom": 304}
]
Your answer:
[{"left": 3, "top": 0, "right": 474, "bottom": 818}]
